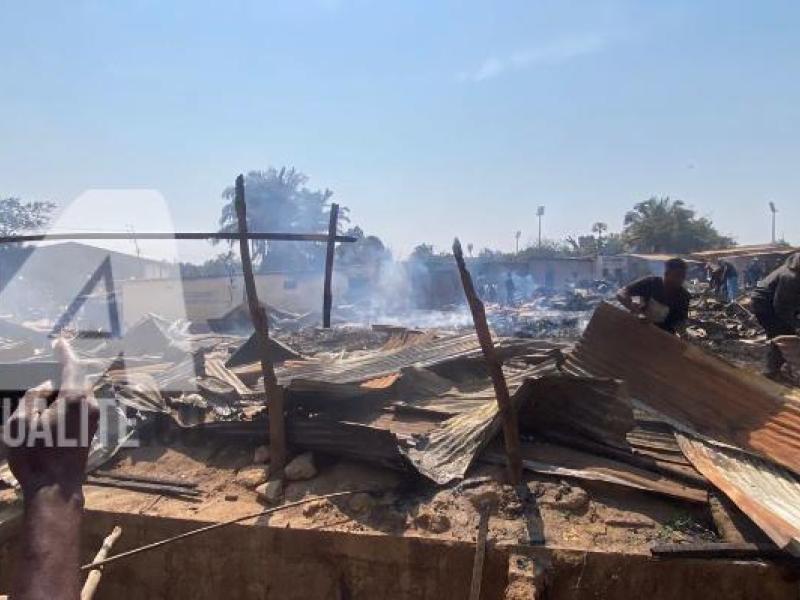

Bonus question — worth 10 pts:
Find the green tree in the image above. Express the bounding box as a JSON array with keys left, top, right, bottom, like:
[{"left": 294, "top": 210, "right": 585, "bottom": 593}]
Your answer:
[
  {"left": 337, "top": 227, "right": 390, "bottom": 267},
  {"left": 623, "top": 197, "right": 732, "bottom": 254},
  {"left": 216, "top": 167, "right": 348, "bottom": 271},
  {"left": 180, "top": 251, "right": 241, "bottom": 279},
  {"left": 409, "top": 243, "right": 435, "bottom": 261},
  {"left": 0, "top": 197, "right": 55, "bottom": 240}
]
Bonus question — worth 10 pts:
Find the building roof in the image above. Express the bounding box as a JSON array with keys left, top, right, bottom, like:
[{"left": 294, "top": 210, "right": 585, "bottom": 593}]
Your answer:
[
  {"left": 689, "top": 244, "right": 798, "bottom": 260},
  {"left": 624, "top": 253, "right": 702, "bottom": 264}
]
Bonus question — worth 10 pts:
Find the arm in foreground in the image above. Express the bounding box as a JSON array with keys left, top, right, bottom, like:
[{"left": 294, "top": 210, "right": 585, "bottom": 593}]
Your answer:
[{"left": 7, "top": 339, "right": 98, "bottom": 600}]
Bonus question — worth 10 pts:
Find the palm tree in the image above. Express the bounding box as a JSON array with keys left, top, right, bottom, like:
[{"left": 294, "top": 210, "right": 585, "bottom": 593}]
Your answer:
[
  {"left": 591, "top": 222, "right": 608, "bottom": 249},
  {"left": 623, "top": 196, "right": 731, "bottom": 254}
]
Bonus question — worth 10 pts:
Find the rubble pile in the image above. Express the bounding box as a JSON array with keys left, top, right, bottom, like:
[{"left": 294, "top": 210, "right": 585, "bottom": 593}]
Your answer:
[
  {"left": 686, "top": 295, "right": 761, "bottom": 342},
  {"left": 1, "top": 300, "right": 800, "bottom": 568}
]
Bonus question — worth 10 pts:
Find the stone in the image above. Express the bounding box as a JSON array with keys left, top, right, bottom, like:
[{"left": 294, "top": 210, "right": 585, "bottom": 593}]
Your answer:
[
  {"left": 253, "top": 445, "right": 270, "bottom": 464},
  {"left": 224, "top": 494, "right": 239, "bottom": 502},
  {"left": 462, "top": 485, "right": 500, "bottom": 511},
  {"left": 348, "top": 492, "right": 375, "bottom": 514},
  {"left": 235, "top": 465, "right": 269, "bottom": 489},
  {"left": 538, "top": 483, "right": 589, "bottom": 514},
  {"left": 414, "top": 511, "right": 451, "bottom": 534},
  {"left": 284, "top": 452, "right": 317, "bottom": 481},
  {"left": 256, "top": 479, "right": 284, "bottom": 505},
  {"left": 302, "top": 500, "right": 326, "bottom": 518}
]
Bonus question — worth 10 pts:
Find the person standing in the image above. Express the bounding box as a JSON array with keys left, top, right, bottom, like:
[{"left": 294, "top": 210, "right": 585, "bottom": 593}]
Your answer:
[
  {"left": 745, "top": 258, "right": 765, "bottom": 289},
  {"left": 751, "top": 253, "right": 800, "bottom": 378},
  {"left": 720, "top": 260, "right": 740, "bottom": 302},
  {"left": 505, "top": 272, "right": 516, "bottom": 306}
]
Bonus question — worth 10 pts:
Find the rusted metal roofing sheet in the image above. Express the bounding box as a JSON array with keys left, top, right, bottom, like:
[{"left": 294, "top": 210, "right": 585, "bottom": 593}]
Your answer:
[
  {"left": 569, "top": 302, "right": 800, "bottom": 475},
  {"left": 232, "top": 333, "right": 485, "bottom": 387},
  {"left": 689, "top": 244, "right": 798, "bottom": 260},
  {"left": 486, "top": 440, "right": 708, "bottom": 504},
  {"left": 400, "top": 365, "right": 538, "bottom": 485},
  {"left": 677, "top": 434, "right": 800, "bottom": 555}
]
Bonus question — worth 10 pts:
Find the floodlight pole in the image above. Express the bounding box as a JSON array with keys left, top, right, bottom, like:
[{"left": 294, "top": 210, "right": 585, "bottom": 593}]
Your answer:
[
  {"left": 536, "top": 206, "right": 545, "bottom": 248},
  {"left": 769, "top": 202, "right": 778, "bottom": 244}
]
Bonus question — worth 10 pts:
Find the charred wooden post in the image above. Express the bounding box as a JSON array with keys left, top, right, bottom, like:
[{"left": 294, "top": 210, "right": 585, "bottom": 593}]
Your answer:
[
  {"left": 468, "top": 503, "right": 491, "bottom": 600},
  {"left": 234, "top": 174, "right": 287, "bottom": 474},
  {"left": 322, "top": 203, "right": 340, "bottom": 328},
  {"left": 452, "top": 238, "right": 522, "bottom": 484}
]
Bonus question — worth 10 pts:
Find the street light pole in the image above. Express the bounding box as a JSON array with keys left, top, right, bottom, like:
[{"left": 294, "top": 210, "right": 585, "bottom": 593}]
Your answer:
[
  {"left": 769, "top": 202, "right": 778, "bottom": 244},
  {"left": 536, "top": 206, "right": 545, "bottom": 248}
]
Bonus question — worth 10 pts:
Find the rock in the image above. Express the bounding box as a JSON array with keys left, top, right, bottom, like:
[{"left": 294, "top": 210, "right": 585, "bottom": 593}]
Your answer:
[
  {"left": 348, "top": 492, "right": 375, "bottom": 514},
  {"left": 302, "top": 500, "right": 326, "bottom": 518},
  {"left": 235, "top": 465, "right": 269, "bottom": 489},
  {"left": 224, "top": 494, "right": 239, "bottom": 502},
  {"left": 538, "top": 483, "right": 589, "bottom": 513},
  {"left": 253, "top": 445, "right": 270, "bottom": 464},
  {"left": 414, "top": 512, "right": 451, "bottom": 534},
  {"left": 284, "top": 452, "right": 317, "bottom": 481},
  {"left": 256, "top": 479, "right": 284, "bottom": 505},
  {"left": 462, "top": 485, "right": 500, "bottom": 511}
]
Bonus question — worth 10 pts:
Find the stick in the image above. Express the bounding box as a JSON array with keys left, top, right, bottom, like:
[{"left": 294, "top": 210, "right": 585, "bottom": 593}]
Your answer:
[
  {"left": 80, "top": 490, "right": 370, "bottom": 572},
  {"left": 468, "top": 504, "right": 491, "bottom": 600},
  {"left": 452, "top": 238, "right": 522, "bottom": 483},
  {"left": 233, "top": 174, "right": 286, "bottom": 474},
  {"left": 322, "top": 203, "right": 340, "bottom": 328},
  {"left": 86, "top": 476, "right": 201, "bottom": 498},
  {"left": 91, "top": 471, "right": 199, "bottom": 489},
  {"left": 81, "top": 526, "right": 123, "bottom": 600}
]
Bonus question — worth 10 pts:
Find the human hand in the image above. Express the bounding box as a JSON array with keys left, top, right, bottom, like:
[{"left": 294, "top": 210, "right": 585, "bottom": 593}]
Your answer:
[{"left": 5, "top": 338, "right": 98, "bottom": 499}]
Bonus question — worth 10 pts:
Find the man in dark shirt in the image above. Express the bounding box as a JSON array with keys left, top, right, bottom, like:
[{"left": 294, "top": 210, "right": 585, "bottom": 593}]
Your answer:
[
  {"left": 750, "top": 252, "right": 800, "bottom": 377},
  {"left": 616, "top": 258, "right": 690, "bottom": 334}
]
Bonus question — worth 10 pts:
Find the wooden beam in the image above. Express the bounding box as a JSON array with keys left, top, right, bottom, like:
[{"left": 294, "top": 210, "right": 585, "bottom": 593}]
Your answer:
[
  {"left": 322, "top": 203, "right": 340, "bottom": 328},
  {"left": 709, "top": 493, "right": 770, "bottom": 544},
  {"left": 468, "top": 504, "right": 491, "bottom": 600},
  {"left": 81, "top": 526, "right": 123, "bottom": 600},
  {"left": 651, "top": 542, "right": 786, "bottom": 559},
  {"left": 233, "top": 174, "right": 286, "bottom": 474},
  {"left": 452, "top": 238, "right": 522, "bottom": 484},
  {"left": 0, "top": 232, "right": 358, "bottom": 244}
]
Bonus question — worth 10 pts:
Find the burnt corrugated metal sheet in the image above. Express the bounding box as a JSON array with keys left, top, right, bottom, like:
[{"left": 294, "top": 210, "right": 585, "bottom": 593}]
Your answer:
[
  {"left": 569, "top": 302, "right": 800, "bottom": 475},
  {"left": 230, "top": 333, "right": 485, "bottom": 387},
  {"left": 677, "top": 434, "right": 800, "bottom": 555},
  {"left": 400, "top": 364, "right": 541, "bottom": 485},
  {"left": 485, "top": 440, "right": 708, "bottom": 504},
  {"left": 275, "top": 333, "right": 484, "bottom": 385}
]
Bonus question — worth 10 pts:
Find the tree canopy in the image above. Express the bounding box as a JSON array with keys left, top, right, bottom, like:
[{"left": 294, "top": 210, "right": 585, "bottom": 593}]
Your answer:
[
  {"left": 0, "top": 197, "right": 55, "bottom": 239},
  {"left": 216, "top": 167, "right": 350, "bottom": 272},
  {"left": 622, "top": 197, "right": 732, "bottom": 254}
]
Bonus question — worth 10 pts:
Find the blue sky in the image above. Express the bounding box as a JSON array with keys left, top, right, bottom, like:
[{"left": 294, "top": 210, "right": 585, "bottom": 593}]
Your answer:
[{"left": 1, "top": 0, "right": 798, "bottom": 261}]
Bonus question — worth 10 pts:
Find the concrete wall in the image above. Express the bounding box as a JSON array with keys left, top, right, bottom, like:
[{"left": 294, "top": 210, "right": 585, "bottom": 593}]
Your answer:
[{"left": 121, "top": 272, "right": 347, "bottom": 327}]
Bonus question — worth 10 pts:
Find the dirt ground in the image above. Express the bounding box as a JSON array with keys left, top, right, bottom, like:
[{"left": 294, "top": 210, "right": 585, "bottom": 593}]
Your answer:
[{"left": 86, "top": 439, "right": 717, "bottom": 555}]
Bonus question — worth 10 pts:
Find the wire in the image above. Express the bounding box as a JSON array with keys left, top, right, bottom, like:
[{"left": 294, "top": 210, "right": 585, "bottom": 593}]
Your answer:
[{"left": 79, "top": 488, "right": 372, "bottom": 572}]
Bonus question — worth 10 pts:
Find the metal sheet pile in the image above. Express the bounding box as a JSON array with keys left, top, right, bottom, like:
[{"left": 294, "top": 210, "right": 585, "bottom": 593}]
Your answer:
[
  {"left": 570, "top": 302, "right": 800, "bottom": 555},
  {"left": 3, "top": 304, "right": 800, "bottom": 558}
]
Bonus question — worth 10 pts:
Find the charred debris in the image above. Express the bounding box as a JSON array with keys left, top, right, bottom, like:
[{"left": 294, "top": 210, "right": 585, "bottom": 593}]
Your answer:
[{"left": 0, "top": 182, "right": 798, "bottom": 580}]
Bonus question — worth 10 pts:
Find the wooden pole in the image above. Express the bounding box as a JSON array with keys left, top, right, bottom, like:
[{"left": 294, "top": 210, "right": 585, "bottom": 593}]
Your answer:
[
  {"left": 468, "top": 504, "right": 491, "bottom": 600},
  {"left": 322, "top": 203, "right": 340, "bottom": 328},
  {"left": 81, "top": 526, "right": 122, "bottom": 600},
  {"left": 234, "top": 174, "right": 286, "bottom": 474},
  {"left": 0, "top": 232, "right": 358, "bottom": 243},
  {"left": 452, "top": 238, "right": 522, "bottom": 484}
]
